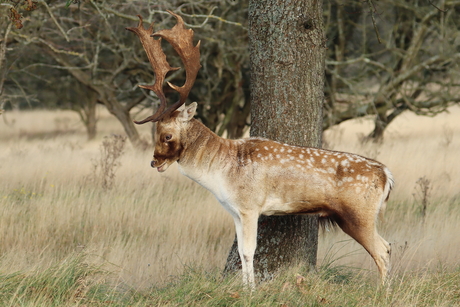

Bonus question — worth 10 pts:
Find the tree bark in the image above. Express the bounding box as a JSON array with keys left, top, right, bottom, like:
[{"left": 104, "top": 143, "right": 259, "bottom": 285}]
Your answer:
[
  {"left": 0, "top": 23, "right": 12, "bottom": 109},
  {"left": 82, "top": 97, "right": 97, "bottom": 141},
  {"left": 225, "top": 0, "right": 325, "bottom": 281}
]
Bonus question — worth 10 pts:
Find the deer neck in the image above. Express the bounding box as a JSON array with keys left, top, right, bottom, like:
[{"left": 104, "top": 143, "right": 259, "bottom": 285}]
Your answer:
[{"left": 177, "top": 119, "right": 233, "bottom": 185}]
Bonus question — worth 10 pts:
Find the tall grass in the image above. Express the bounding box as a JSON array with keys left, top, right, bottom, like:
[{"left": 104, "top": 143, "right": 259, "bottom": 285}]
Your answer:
[{"left": 0, "top": 106, "right": 459, "bottom": 305}]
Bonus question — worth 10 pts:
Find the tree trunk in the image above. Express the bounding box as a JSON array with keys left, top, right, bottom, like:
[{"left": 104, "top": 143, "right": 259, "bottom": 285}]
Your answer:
[
  {"left": 0, "top": 23, "right": 12, "bottom": 109},
  {"left": 225, "top": 0, "right": 325, "bottom": 281},
  {"left": 74, "top": 87, "right": 98, "bottom": 141},
  {"left": 101, "top": 94, "right": 145, "bottom": 149},
  {"left": 85, "top": 97, "right": 97, "bottom": 141},
  {"left": 43, "top": 49, "right": 145, "bottom": 149}
]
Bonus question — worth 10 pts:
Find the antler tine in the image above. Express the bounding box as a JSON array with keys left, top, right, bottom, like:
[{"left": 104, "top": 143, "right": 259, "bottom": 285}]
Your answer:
[
  {"left": 152, "top": 10, "right": 201, "bottom": 119},
  {"left": 126, "top": 15, "right": 180, "bottom": 124},
  {"left": 127, "top": 11, "right": 201, "bottom": 124}
]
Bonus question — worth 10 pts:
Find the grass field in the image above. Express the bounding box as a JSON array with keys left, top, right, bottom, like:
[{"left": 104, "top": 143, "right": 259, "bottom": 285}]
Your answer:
[{"left": 0, "top": 106, "right": 459, "bottom": 306}]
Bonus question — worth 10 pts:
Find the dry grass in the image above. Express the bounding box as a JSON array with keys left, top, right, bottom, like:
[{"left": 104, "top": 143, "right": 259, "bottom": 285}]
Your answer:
[
  {"left": 0, "top": 108, "right": 234, "bottom": 289},
  {"left": 1, "top": 105, "right": 460, "bottom": 295}
]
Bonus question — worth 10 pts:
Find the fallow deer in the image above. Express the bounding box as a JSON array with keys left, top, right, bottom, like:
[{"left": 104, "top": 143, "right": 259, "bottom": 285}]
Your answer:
[{"left": 127, "top": 11, "right": 394, "bottom": 289}]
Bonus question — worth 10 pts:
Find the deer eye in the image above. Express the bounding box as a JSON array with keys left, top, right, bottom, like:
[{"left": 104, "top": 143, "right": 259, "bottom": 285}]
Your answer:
[{"left": 164, "top": 134, "right": 172, "bottom": 142}]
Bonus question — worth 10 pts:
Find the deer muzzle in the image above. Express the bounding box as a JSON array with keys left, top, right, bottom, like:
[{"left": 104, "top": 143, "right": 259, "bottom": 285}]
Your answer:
[{"left": 151, "top": 159, "right": 169, "bottom": 172}]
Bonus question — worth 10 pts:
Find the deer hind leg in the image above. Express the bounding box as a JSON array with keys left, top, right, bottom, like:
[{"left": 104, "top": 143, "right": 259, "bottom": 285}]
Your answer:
[
  {"left": 233, "top": 211, "right": 258, "bottom": 289},
  {"left": 337, "top": 213, "right": 391, "bottom": 284}
]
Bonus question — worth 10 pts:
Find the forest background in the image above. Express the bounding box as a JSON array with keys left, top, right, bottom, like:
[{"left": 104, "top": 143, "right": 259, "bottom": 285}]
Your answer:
[{"left": 1, "top": 0, "right": 460, "bottom": 306}]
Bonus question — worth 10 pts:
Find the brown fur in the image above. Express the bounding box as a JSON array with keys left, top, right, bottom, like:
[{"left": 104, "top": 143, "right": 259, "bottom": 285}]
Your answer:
[{"left": 150, "top": 103, "right": 394, "bottom": 287}]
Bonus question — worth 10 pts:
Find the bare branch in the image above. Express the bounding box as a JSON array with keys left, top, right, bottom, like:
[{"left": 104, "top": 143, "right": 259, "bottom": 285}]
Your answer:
[
  {"left": 428, "top": 0, "right": 449, "bottom": 12},
  {"left": 0, "top": 22, "right": 12, "bottom": 104},
  {"left": 39, "top": 0, "right": 70, "bottom": 42},
  {"left": 366, "top": 0, "right": 382, "bottom": 44},
  {"left": 101, "top": 7, "right": 167, "bottom": 23},
  {"left": 178, "top": 7, "right": 247, "bottom": 30},
  {"left": 327, "top": 56, "right": 392, "bottom": 73}
]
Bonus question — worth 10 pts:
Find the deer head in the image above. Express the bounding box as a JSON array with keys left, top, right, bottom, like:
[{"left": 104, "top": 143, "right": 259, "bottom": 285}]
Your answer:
[
  {"left": 127, "top": 11, "right": 201, "bottom": 171},
  {"left": 149, "top": 102, "right": 198, "bottom": 172}
]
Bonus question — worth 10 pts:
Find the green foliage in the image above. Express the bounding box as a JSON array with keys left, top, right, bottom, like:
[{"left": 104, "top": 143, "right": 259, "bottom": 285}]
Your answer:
[
  {"left": 1, "top": 258, "right": 460, "bottom": 306},
  {"left": 0, "top": 254, "right": 104, "bottom": 306}
]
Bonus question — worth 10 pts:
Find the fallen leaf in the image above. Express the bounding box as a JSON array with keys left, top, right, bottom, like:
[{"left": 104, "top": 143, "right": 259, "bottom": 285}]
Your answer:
[
  {"left": 296, "top": 274, "right": 306, "bottom": 285},
  {"left": 229, "top": 292, "right": 240, "bottom": 299}
]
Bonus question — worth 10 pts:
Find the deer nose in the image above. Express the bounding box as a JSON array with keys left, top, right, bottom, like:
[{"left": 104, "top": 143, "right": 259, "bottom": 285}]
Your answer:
[{"left": 151, "top": 160, "right": 156, "bottom": 168}]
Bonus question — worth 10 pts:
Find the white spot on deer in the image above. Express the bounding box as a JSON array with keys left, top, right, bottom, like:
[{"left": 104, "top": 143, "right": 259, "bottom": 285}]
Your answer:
[
  {"left": 299, "top": 154, "right": 304, "bottom": 159},
  {"left": 337, "top": 180, "right": 343, "bottom": 187},
  {"left": 321, "top": 158, "right": 327, "bottom": 164},
  {"left": 268, "top": 153, "right": 274, "bottom": 160},
  {"left": 264, "top": 146, "right": 268, "bottom": 150},
  {"left": 355, "top": 186, "right": 361, "bottom": 193},
  {"left": 280, "top": 147, "right": 285, "bottom": 153},
  {"left": 288, "top": 149, "right": 292, "bottom": 153},
  {"left": 276, "top": 154, "right": 281, "bottom": 159},
  {"left": 341, "top": 160, "right": 350, "bottom": 167},
  {"left": 257, "top": 153, "right": 262, "bottom": 158},
  {"left": 328, "top": 167, "right": 335, "bottom": 174},
  {"left": 290, "top": 156, "right": 295, "bottom": 160},
  {"left": 274, "top": 148, "right": 278, "bottom": 153}
]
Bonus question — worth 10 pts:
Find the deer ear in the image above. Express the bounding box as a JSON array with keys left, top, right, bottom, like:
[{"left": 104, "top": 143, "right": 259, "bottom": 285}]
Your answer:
[{"left": 178, "top": 102, "right": 197, "bottom": 122}]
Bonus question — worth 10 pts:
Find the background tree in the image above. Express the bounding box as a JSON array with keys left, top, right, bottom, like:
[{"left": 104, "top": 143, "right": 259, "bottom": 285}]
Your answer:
[
  {"left": 324, "top": 0, "right": 460, "bottom": 141},
  {"left": 225, "top": 0, "right": 325, "bottom": 280},
  {"left": 0, "top": 22, "right": 12, "bottom": 114},
  {"left": 3, "top": 0, "right": 459, "bottom": 144},
  {"left": 4, "top": 0, "right": 250, "bottom": 145},
  {"left": 1, "top": 0, "right": 41, "bottom": 113}
]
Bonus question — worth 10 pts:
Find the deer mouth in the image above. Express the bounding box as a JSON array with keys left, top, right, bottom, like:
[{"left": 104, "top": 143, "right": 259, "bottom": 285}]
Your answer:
[
  {"left": 151, "top": 160, "right": 168, "bottom": 172},
  {"left": 156, "top": 162, "right": 169, "bottom": 172}
]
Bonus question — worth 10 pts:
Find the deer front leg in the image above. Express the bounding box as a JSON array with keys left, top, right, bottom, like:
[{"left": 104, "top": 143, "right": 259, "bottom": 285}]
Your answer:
[{"left": 233, "top": 211, "right": 258, "bottom": 289}]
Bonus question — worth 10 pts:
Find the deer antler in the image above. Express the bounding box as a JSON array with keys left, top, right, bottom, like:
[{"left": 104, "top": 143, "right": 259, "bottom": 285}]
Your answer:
[{"left": 127, "top": 11, "right": 201, "bottom": 124}]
